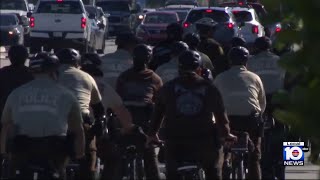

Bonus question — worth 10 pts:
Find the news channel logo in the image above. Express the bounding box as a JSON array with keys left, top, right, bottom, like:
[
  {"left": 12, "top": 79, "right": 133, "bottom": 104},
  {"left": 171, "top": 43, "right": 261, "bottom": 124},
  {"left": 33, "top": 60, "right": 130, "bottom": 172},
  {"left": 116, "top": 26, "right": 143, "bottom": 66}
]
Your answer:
[{"left": 283, "top": 142, "right": 309, "bottom": 166}]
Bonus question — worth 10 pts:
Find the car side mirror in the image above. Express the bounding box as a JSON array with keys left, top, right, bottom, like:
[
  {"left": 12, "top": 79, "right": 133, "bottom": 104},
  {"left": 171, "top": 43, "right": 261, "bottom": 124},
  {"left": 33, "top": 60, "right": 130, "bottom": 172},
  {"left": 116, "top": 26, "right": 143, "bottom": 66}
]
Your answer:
[
  {"left": 27, "top": 12, "right": 32, "bottom": 18},
  {"left": 88, "top": 13, "right": 96, "bottom": 19}
]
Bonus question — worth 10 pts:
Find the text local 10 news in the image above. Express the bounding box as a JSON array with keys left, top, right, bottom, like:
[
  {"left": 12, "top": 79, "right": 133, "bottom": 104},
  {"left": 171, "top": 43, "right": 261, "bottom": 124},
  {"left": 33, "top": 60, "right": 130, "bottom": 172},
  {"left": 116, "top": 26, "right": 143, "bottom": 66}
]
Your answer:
[{"left": 283, "top": 142, "right": 309, "bottom": 166}]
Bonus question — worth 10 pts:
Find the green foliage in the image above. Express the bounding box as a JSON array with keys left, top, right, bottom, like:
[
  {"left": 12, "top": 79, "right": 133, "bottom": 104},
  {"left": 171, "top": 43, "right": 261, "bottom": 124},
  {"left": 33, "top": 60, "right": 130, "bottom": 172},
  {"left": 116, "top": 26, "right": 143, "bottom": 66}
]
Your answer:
[{"left": 267, "top": 0, "right": 320, "bottom": 140}]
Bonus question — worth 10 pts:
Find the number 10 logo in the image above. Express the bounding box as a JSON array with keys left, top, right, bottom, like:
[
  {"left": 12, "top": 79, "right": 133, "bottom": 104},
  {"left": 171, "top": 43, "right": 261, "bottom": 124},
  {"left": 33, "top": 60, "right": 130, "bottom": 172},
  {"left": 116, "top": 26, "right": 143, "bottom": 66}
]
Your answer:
[{"left": 284, "top": 146, "right": 304, "bottom": 161}]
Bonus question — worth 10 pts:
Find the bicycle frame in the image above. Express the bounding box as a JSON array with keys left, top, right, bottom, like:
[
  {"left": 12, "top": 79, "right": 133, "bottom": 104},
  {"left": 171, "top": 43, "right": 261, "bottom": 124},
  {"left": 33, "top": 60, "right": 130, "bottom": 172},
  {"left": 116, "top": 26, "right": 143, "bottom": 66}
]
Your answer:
[
  {"left": 176, "top": 162, "right": 205, "bottom": 180},
  {"left": 121, "top": 145, "right": 145, "bottom": 180}
]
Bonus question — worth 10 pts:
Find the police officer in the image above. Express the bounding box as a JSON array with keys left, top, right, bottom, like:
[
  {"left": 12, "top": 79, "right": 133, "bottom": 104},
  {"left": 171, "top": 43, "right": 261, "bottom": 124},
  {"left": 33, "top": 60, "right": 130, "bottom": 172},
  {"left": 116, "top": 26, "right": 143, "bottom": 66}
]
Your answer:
[
  {"left": 183, "top": 33, "right": 214, "bottom": 72},
  {"left": 116, "top": 44, "right": 162, "bottom": 180},
  {"left": 0, "top": 45, "right": 33, "bottom": 120},
  {"left": 195, "top": 18, "right": 226, "bottom": 76},
  {"left": 214, "top": 46, "right": 266, "bottom": 180},
  {"left": 147, "top": 50, "right": 236, "bottom": 180},
  {"left": 247, "top": 37, "right": 286, "bottom": 179},
  {"left": 100, "top": 32, "right": 141, "bottom": 89},
  {"left": 155, "top": 41, "right": 189, "bottom": 83},
  {"left": 0, "top": 52, "right": 85, "bottom": 179},
  {"left": 56, "top": 48, "right": 134, "bottom": 179},
  {"left": 149, "top": 23, "right": 184, "bottom": 71}
]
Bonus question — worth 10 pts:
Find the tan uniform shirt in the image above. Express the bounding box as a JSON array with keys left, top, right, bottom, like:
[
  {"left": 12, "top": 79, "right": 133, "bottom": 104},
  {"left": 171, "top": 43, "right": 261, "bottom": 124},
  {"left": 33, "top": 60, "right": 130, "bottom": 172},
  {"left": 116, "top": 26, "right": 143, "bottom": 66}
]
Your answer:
[
  {"left": 247, "top": 51, "right": 285, "bottom": 94},
  {"left": 100, "top": 49, "right": 133, "bottom": 89},
  {"left": 58, "top": 65, "right": 102, "bottom": 114},
  {"left": 1, "top": 78, "right": 83, "bottom": 137},
  {"left": 214, "top": 66, "right": 266, "bottom": 116}
]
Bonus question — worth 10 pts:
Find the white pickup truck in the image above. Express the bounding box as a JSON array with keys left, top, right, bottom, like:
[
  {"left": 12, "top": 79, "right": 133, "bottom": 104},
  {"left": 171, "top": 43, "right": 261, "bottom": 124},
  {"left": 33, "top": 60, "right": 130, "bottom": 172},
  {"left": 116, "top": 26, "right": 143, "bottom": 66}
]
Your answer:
[{"left": 28, "top": 0, "right": 94, "bottom": 54}]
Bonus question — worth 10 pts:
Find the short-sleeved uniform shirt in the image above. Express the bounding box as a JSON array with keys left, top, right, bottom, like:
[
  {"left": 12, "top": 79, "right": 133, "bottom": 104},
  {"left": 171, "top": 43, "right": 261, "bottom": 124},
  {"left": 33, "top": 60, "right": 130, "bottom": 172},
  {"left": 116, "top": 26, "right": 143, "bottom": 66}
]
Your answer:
[
  {"left": 100, "top": 49, "right": 133, "bottom": 89},
  {"left": 1, "top": 78, "right": 82, "bottom": 137},
  {"left": 247, "top": 51, "right": 285, "bottom": 95},
  {"left": 214, "top": 66, "right": 266, "bottom": 116},
  {"left": 58, "top": 65, "right": 102, "bottom": 114}
]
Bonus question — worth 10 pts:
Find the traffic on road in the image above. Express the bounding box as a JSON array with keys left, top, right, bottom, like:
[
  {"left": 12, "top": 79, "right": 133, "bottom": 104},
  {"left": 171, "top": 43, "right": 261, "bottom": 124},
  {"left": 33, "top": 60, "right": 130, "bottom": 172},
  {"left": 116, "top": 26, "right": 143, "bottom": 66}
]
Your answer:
[{"left": 0, "top": 0, "right": 317, "bottom": 180}]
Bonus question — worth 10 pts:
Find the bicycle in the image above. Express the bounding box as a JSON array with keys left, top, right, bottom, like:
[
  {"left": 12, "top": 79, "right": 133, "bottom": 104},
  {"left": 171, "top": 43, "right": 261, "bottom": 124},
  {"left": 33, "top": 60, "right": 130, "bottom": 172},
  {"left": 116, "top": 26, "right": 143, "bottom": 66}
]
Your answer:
[
  {"left": 224, "top": 131, "right": 250, "bottom": 180},
  {"left": 176, "top": 161, "right": 206, "bottom": 180}
]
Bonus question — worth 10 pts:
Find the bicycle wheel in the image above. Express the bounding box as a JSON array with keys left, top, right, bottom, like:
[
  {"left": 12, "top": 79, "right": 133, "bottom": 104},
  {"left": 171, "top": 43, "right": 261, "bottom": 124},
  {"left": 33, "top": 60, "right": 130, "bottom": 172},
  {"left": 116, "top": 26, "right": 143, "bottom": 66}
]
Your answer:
[
  {"left": 128, "top": 158, "right": 145, "bottom": 180},
  {"left": 232, "top": 156, "right": 246, "bottom": 180}
]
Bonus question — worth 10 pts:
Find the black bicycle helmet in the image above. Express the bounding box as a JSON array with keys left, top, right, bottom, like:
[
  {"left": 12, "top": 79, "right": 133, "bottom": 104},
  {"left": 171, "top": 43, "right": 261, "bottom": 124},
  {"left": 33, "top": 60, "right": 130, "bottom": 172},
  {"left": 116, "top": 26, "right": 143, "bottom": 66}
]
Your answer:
[
  {"left": 183, "top": 33, "right": 201, "bottom": 49},
  {"left": 29, "top": 52, "right": 60, "bottom": 73},
  {"left": 228, "top": 46, "right": 250, "bottom": 65},
  {"left": 56, "top": 48, "right": 81, "bottom": 64},
  {"left": 171, "top": 41, "right": 189, "bottom": 56},
  {"left": 254, "top": 36, "right": 272, "bottom": 51},
  {"left": 166, "top": 23, "right": 183, "bottom": 39},
  {"left": 178, "top": 50, "right": 202, "bottom": 71},
  {"left": 8, "top": 45, "right": 29, "bottom": 66},
  {"left": 231, "top": 37, "right": 247, "bottom": 48},
  {"left": 133, "top": 44, "right": 152, "bottom": 62}
]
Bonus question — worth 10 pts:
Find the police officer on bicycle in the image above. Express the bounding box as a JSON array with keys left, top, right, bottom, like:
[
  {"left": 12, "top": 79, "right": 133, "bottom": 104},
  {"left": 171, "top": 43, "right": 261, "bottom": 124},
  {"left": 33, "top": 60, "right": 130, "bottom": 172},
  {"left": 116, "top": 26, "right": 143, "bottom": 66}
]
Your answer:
[
  {"left": 147, "top": 50, "right": 236, "bottom": 180},
  {"left": 116, "top": 44, "right": 162, "bottom": 180},
  {"left": 0, "top": 52, "right": 85, "bottom": 179},
  {"left": 214, "top": 46, "right": 266, "bottom": 179}
]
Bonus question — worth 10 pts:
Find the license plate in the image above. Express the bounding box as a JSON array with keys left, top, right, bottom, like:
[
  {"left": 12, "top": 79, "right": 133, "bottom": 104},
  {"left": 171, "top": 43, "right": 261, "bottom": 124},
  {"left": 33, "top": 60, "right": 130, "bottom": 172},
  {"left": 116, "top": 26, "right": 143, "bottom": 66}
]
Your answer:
[{"left": 53, "top": 32, "right": 63, "bottom": 37}]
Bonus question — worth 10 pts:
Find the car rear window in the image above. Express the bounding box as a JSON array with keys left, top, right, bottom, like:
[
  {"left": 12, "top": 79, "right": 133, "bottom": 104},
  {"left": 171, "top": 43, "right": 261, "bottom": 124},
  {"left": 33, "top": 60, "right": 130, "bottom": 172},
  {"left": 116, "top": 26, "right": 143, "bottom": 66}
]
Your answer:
[
  {"left": 232, "top": 11, "right": 253, "bottom": 22},
  {"left": 144, "top": 13, "right": 178, "bottom": 24},
  {"left": 186, "top": 10, "right": 230, "bottom": 23},
  {"left": 96, "top": 1, "right": 129, "bottom": 12},
  {"left": 0, "top": 0, "right": 27, "bottom": 11},
  {"left": 0, "top": 15, "right": 18, "bottom": 26},
  {"left": 37, "top": 1, "right": 83, "bottom": 14}
]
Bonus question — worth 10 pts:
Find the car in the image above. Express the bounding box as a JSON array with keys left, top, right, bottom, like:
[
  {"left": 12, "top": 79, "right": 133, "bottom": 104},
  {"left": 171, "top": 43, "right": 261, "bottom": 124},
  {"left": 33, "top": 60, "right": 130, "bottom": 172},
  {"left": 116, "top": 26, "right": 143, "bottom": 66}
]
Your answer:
[
  {"left": 229, "top": 7, "right": 265, "bottom": 46},
  {"left": 0, "top": 0, "right": 31, "bottom": 44},
  {"left": 28, "top": 0, "right": 94, "bottom": 54},
  {"left": 0, "top": 13, "right": 24, "bottom": 46},
  {"left": 96, "top": 0, "right": 136, "bottom": 35},
  {"left": 219, "top": 1, "right": 281, "bottom": 42},
  {"left": 85, "top": 5, "right": 109, "bottom": 54},
  {"left": 182, "top": 7, "right": 241, "bottom": 47},
  {"left": 136, "top": 11, "right": 180, "bottom": 45},
  {"left": 158, "top": 7, "right": 190, "bottom": 22}
]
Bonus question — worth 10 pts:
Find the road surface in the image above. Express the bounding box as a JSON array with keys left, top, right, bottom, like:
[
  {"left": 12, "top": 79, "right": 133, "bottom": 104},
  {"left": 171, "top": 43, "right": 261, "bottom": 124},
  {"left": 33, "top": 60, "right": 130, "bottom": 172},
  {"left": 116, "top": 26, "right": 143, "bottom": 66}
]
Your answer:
[{"left": 0, "top": 40, "right": 319, "bottom": 179}]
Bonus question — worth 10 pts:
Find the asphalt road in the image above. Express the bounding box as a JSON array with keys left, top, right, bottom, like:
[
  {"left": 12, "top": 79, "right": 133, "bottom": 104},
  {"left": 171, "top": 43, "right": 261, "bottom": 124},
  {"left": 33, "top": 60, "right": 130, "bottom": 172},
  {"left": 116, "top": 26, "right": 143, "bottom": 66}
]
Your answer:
[{"left": 0, "top": 39, "right": 319, "bottom": 179}]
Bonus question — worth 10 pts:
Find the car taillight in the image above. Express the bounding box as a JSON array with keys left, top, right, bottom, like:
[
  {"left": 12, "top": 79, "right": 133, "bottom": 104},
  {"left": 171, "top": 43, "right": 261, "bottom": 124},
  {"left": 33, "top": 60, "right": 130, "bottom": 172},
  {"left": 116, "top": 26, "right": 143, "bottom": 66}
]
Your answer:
[
  {"left": 275, "top": 27, "right": 281, "bottom": 33},
  {"left": 205, "top": 9, "right": 213, "bottom": 13},
  {"left": 30, "top": 17, "right": 35, "bottom": 28},
  {"left": 81, "top": 17, "right": 86, "bottom": 29},
  {"left": 57, "top": 0, "right": 63, "bottom": 2},
  {"left": 252, "top": 25, "right": 259, "bottom": 34},
  {"left": 227, "top": 23, "right": 234, "bottom": 29},
  {"left": 183, "top": 22, "right": 190, "bottom": 28}
]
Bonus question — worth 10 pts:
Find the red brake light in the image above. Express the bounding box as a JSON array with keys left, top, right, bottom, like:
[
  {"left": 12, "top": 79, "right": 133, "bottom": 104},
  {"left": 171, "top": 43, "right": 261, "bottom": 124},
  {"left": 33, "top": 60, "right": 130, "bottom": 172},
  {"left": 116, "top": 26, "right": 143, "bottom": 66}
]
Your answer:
[
  {"left": 57, "top": 0, "right": 63, "bottom": 2},
  {"left": 252, "top": 25, "right": 259, "bottom": 34},
  {"left": 183, "top": 22, "right": 190, "bottom": 28},
  {"left": 275, "top": 27, "right": 281, "bottom": 33},
  {"left": 238, "top": 2, "right": 244, "bottom": 6},
  {"left": 81, "top": 17, "right": 86, "bottom": 29},
  {"left": 206, "top": 9, "right": 213, "bottom": 13},
  {"left": 227, "top": 23, "right": 234, "bottom": 29},
  {"left": 30, "top": 17, "right": 35, "bottom": 28},
  {"left": 232, "top": 11, "right": 240, "bottom": 14}
]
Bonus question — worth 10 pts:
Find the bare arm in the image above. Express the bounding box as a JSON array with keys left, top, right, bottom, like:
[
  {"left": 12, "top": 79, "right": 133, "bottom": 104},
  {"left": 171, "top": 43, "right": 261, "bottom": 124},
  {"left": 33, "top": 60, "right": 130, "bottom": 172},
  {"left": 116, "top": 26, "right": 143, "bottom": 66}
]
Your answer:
[{"left": 68, "top": 99, "right": 85, "bottom": 159}]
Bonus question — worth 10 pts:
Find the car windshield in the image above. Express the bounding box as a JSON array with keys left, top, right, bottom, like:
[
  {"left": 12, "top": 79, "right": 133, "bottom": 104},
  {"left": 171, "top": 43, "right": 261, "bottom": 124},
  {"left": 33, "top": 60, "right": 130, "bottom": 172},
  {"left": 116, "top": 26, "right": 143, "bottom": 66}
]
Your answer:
[
  {"left": 144, "top": 13, "right": 178, "bottom": 24},
  {"left": 0, "top": 0, "right": 27, "bottom": 11},
  {"left": 186, "top": 10, "right": 230, "bottom": 23},
  {"left": 85, "top": 6, "right": 96, "bottom": 15},
  {"left": 96, "top": 1, "right": 129, "bottom": 12},
  {"left": 232, "top": 11, "right": 253, "bottom": 22},
  {"left": 0, "top": 15, "right": 18, "bottom": 26},
  {"left": 37, "top": 1, "right": 82, "bottom": 14}
]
